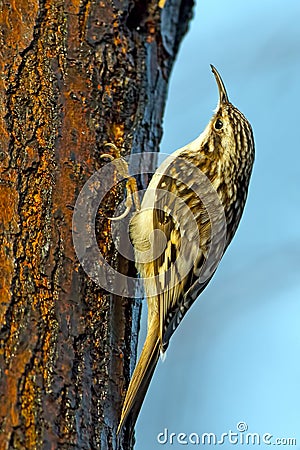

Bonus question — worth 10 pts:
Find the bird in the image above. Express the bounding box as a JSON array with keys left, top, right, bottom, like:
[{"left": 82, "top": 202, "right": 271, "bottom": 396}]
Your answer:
[{"left": 117, "top": 65, "right": 255, "bottom": 436}]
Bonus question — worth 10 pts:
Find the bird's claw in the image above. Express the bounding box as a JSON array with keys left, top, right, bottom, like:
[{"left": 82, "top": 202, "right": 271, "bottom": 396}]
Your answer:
[{"left": 101, "top": 143, "right": 140, "bottom": 220}]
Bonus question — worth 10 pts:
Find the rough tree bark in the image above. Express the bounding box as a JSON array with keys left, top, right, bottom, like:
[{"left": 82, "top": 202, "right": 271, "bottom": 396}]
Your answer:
[{"left": 0, "top": 1, "right": 194, "bottom": 449}]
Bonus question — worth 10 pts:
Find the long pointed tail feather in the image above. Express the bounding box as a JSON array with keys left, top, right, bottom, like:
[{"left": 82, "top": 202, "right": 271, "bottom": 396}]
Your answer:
[{"left": 117, "top": 324, "right": 160, "bottom": 435}]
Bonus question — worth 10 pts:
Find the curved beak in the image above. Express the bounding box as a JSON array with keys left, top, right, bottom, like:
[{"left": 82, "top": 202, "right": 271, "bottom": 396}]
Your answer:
[{"left": 210, "top": 64, "right": 229, "bottom": 105}]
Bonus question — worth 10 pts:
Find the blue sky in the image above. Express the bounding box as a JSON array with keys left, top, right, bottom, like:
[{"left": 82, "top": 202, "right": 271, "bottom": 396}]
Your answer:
[{"left": 134, "top": 0, "right": 300, "bottom": 448}]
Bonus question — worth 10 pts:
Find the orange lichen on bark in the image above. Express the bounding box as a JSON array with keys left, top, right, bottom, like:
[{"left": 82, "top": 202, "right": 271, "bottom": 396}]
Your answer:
[
  {"left": 111, "top": 123, "right": 125, "bottom": 147},
  {"left": 21, "top": 373, "right": 40, "bottom": 449},
  {"left": 0, "top": 182, "right": 19, "bottom": 322},
  {"left": 0, "top": 1, "right": 39, "bottom": 63},
  {"left": 0, "top": 343, "right": 37, "bottom": 449}
]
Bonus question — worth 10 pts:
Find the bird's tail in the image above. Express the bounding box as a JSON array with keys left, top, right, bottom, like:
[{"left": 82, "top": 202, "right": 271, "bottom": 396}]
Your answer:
[{"left": 117, "top": 321, "right": 160, "bottom": 435}]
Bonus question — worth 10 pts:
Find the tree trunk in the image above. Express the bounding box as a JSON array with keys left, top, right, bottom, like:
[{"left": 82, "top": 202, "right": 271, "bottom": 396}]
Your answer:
[{"left": 0, "top": 1, "right": 193, "bottom": 449}]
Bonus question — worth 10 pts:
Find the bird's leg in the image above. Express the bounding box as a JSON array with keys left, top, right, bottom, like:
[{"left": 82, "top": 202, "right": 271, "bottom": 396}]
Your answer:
[{"left": 101, "top": 143, "right": 140, "bottom": 220}]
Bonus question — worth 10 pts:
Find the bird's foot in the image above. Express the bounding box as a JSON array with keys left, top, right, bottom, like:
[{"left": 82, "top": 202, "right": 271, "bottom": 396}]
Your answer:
[{"left": 101, "top": 143, "right": 140, "bottom": 220}]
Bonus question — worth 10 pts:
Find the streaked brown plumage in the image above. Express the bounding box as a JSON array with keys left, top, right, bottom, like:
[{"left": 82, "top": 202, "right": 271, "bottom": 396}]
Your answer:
[{"left": 118, "top": 65, "right": 255, "bottom": 435}]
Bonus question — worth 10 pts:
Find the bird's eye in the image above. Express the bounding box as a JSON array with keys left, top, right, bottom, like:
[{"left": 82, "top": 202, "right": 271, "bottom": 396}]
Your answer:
[{"left": 214, "top": 119, "right": 223, "bottom": 130}]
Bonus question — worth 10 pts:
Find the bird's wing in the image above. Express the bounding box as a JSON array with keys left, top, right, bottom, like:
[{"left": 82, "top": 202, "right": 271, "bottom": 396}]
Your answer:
[
  {"left": 130, "top": 152, "right": 227, "bottom": 349},
  {"left": 153, "top": 170, "right": 208, "bottom": 348},
  {"left": 131, "top": 155, "right": 213, "bottom": 350}
]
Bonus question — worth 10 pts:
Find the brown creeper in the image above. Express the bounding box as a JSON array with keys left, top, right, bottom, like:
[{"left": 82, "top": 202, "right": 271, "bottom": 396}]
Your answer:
[{"left": 118, "top": 65, "right": 255, "bottom": 434}]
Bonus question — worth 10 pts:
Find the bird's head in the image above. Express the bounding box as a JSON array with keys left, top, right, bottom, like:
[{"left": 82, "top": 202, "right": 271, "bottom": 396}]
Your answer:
[{"left": 203, "top": 65, "right": 254, "bottom": 178}]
